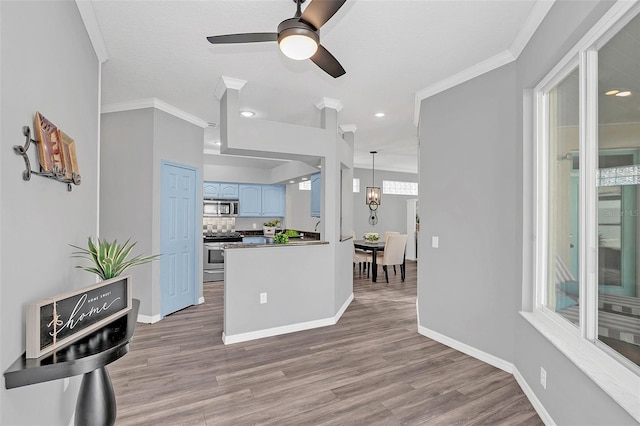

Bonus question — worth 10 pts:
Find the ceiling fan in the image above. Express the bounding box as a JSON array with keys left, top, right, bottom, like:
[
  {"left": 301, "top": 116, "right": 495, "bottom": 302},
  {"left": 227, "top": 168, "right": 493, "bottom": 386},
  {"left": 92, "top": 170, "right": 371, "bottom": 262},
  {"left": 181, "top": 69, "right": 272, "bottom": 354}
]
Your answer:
[{"left": 206, "top": 0, "right": 346, "bottom": 78}]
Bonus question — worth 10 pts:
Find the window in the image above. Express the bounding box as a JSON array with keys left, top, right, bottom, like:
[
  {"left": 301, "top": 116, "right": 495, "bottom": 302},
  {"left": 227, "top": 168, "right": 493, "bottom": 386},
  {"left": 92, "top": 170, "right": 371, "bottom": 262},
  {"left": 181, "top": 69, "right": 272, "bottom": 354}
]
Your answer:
[
  {"left": 382, "top": 180, "right": 418, "bottom": 195},
  {"left": 353, "top": 178, "right": 360, "bottom": 193},
  {"left": 298, "top": 181, "right": 311, "bottom": 190},
  {"left": 529, "top": 2, "right": 640, "bottom": 418}
]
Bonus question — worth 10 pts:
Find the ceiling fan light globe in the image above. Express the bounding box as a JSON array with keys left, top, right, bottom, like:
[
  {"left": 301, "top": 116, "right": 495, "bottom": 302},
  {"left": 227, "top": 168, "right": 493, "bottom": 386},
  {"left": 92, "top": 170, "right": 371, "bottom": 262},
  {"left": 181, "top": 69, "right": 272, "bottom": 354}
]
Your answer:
[{"left": 279, "top": 34, "right": 318, "bottom": 60}]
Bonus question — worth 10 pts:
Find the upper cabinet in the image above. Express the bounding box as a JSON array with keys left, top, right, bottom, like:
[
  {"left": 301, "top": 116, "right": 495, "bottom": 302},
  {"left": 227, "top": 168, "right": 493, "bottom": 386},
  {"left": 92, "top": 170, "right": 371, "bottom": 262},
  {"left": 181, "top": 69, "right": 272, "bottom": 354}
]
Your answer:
[
  {"left": 219, "top": 183, "right": 239, "bottom": 199},
  {"left": 203, "top": 182, "right": 220, "bottom": 199},
  {"left": 238, "top": 184, "right": 262, "bottom": 216},
  {"left": 262, "top": 185, "right": 286, "bottom": 217},
  {"left": 203, "top": 181, "right": 238, "bottom": 199},
  {"left": 310, "top": 172, "right": 321, "bottom": 218},
  {"left": 238, "top": 184, "right": 285, "bottom": 217}
]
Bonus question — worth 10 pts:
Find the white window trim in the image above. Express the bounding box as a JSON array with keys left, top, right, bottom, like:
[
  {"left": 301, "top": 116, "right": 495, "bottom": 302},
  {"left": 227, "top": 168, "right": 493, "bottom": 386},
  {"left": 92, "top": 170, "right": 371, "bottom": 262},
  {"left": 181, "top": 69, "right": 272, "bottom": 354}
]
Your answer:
[
  {"left": 353, "top": 178, "right": 360, "bottom": 193},
  {"left": 298, "top": 181, "right": 311, "bottom": 190},
  {"left": 522, "top": 1, "right": 640, "bottom": 421},
  {"left": 382, "top": 180, "right": 419, "bottom": 196}
]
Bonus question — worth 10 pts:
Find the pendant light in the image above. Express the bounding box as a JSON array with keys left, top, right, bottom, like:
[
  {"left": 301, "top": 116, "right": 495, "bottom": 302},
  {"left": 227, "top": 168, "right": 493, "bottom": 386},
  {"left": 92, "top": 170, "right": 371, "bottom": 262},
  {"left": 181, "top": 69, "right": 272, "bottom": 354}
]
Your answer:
[{"left": 366, "top": 151, "right": 381, "bottom": 209}]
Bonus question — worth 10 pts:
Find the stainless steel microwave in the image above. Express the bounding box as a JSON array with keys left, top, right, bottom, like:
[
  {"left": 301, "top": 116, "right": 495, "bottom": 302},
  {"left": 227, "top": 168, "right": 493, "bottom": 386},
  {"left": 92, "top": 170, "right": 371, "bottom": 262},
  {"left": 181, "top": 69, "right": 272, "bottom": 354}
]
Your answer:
[{"left": 203, "top": 199, "right": 239, "bottom": 217}]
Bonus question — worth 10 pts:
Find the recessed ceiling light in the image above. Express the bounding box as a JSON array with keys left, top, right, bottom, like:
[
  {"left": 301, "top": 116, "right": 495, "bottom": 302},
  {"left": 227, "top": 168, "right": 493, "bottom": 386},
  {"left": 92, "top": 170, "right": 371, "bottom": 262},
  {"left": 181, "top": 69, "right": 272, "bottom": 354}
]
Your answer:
[
  {"left": 289, "top": 180, "right": 295, "bottom": 184},
  {"left": 374, "top": 112, "right": 385, "bottom": 118},
  {"left": 605, "top": 90, "right": 620, "bottom": 96},
  {"left": 615, "top": 91, "right": 632, "bottom": 97},
  {"left": 240, "top": 110, "right": 255, "bottom": 117},
  {"left": 301, "top": 177, "right": 308, "bottom": 181},
  {"left": 318, "top": 165, "right": 322, "bottom": 168}
]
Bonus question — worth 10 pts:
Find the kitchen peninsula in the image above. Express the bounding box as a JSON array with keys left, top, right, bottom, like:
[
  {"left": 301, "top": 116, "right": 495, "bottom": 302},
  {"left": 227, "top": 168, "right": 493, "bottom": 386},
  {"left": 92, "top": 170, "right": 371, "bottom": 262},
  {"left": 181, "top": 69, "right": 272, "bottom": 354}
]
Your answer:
[{"left": 222, "top": 239, "right": 350, "bottom": 345}]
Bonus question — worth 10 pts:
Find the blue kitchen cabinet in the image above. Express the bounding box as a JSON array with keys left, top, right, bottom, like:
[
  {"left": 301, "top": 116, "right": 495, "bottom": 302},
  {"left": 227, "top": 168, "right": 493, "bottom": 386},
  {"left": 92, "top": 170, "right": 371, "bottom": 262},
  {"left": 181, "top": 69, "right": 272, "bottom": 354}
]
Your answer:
[
  {"left": 238, "top": 184, "right": 262, "bottom": 216},
  {"left": 203, "top": 182, "right": 220, "bottom": 199},
  {"left": 262, "top": 185, "right": 286, "bottom": 217},
  {"left": 219, "top": 183, "right": 239, "bottom": 199},
  {"left": 310, "top": 172, "right": 321, "bottom": 217},
  {"left": 204, "top": 181, "right": 238, "bottom": 199},
  {"left": 238, "top": 184, "right": 285, "bottom": 217}
]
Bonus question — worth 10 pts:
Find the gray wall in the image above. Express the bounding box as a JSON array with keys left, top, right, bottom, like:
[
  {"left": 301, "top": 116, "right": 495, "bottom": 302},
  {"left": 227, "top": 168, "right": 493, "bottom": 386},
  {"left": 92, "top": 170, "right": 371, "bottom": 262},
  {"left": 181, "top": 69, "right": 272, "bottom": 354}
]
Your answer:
[
  {"left": 418, "top": 0, "right": 636, "bottom": 423},
  {"left": 286, "top": 181, "right": 321, "bottom": 233},
  {"left": 101, "top": 108, "right": 204, "bottom": 319},
  {"left": 1, "top": 1, "right": 100, "bottom": 424},
  {"left": 418, "top": 63, "right": 518, "bottom": 363},
  {"left": 101, "top": 109, "right": 155, "bottom": 316},
  {"left": 353, "top": 168, "right": 418, "bottom": 240}
]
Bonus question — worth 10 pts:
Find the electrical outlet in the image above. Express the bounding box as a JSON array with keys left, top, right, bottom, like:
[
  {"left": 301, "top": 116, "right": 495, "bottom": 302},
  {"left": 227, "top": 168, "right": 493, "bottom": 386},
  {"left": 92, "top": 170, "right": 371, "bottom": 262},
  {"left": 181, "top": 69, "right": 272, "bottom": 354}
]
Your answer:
[
  {"left": 540, "top": 367, "right": 547, "bottom": 389},
  {"left": 260, "top": 292, "right": 267, "bottom": 304}
]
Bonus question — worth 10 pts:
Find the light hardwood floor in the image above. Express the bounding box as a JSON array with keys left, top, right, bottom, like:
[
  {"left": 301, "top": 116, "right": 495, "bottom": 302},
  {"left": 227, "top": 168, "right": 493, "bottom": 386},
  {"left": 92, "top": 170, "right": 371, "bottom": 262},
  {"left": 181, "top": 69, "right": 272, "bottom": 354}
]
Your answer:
[{"left": 109, "top": 260, "right": 542, "bottom": 425}]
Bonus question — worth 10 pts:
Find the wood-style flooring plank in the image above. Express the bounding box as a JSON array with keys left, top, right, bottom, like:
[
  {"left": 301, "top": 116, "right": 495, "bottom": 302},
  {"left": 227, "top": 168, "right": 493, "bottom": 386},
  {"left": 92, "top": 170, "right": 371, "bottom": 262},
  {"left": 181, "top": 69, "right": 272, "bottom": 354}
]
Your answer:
[{"left": 108, "top": 260, "right": 542, "bottom": 425}]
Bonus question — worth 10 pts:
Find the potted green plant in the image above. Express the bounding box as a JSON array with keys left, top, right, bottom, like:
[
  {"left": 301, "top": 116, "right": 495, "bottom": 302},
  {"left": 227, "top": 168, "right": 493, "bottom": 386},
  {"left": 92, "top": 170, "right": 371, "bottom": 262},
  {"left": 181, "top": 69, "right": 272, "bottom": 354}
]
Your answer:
[
  {"left": 70, "top": 237, "right": 160, "bottom": 280},
  {"left": 263, "top": 219, "right": 281, "bottom": 237},
  {"left": 363, "top": 232, "right": 379, "bottom": 242},
  {"left": 274, "top": 233, "right": 289, "bottom": 244}
]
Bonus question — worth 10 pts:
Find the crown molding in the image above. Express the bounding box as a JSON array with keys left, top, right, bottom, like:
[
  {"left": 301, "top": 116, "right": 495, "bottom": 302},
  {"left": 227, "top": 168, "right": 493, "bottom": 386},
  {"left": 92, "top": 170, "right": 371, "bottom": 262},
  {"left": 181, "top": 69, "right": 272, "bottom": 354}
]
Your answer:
[
  {"left": 510, "top": 0, "right": 555, "bottom": 58},
  {"left": 413, "top": 50, "right": 515, "bottom": 126},
  {"left": 339, "top": 124, "right": 357, "bottom": 134},
  {"left": 315, "top": 97, "right": 343, "bottom": 112},
  {"left": 413, "top": 0, "right": 557, "bottom": 126},
  {"left": 215, "top": 76, "right": 248, "bottom": 100},
  {"left": 101, "top": 98, "right": 208, "bottom": 128},
  {"left": 75, "top": 0, "right": 109, "bottom": 63}
]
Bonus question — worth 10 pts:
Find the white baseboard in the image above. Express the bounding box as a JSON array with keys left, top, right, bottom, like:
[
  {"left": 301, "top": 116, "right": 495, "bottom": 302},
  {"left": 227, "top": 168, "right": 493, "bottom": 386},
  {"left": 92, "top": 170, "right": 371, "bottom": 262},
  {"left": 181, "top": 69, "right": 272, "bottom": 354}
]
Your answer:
[
  {"left": 223, "top": 293, "right": 354, "bottom": 345},
  {"left": 335, "top": 292, "right": 354, "bottom": 321},
  {"left": 417, "top": 324, "right": 514, "bottom": 373},
  {"left": 137, "top": 313, "right": 161, "bottom": 324},
  {"left": 138, "top": 298, "right": 204, "bottom": 323},
  {"left": 416, "top": 322, "right": 553, "bottom": 425},
  {"left": 513, "top": 367, "right": 555, "bottom": 425}
]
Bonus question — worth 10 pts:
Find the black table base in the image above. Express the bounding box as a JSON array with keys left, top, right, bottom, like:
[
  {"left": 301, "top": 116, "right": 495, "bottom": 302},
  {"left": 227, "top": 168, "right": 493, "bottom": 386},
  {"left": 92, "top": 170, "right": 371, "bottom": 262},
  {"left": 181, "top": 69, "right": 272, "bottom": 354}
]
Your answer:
[{"left": 75, "top": 366, "right": 117, "bottom": 426}]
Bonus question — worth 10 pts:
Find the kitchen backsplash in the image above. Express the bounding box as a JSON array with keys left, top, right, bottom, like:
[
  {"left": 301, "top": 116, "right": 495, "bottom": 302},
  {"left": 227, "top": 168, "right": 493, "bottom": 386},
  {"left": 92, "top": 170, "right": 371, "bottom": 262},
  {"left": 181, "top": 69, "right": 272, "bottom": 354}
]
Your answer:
[
  {"left": 203, "top": 217, "right": 236, "bottom": 233},
  {"left": 202, "top": 217, "right": 284, "bottom": 233}
]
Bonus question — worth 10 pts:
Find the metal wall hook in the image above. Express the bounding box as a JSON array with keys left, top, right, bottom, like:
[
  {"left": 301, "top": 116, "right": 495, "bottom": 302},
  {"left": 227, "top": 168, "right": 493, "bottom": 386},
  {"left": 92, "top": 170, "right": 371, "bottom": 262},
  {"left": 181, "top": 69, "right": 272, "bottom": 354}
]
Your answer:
[{"left": 14, "top": 125, "right": 80, "bottom": 191}]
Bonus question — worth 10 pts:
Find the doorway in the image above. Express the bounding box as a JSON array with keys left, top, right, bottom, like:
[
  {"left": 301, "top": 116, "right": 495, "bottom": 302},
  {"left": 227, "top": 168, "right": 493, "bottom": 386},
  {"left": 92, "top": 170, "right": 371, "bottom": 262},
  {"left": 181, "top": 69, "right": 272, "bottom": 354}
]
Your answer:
[{"left": 160, "top": 161, "right": 199, "bottom": 316}]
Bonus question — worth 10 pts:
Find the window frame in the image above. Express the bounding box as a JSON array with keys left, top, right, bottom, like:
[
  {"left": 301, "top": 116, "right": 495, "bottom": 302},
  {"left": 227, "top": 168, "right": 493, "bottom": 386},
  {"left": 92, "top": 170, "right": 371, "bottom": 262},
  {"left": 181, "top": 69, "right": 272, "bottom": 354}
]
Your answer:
[
  {"left": 382, "top": 180, "right": 418, "bottom": 196},
  {"left": 523, "top": 1, "right": 640, "bottom": 420}
]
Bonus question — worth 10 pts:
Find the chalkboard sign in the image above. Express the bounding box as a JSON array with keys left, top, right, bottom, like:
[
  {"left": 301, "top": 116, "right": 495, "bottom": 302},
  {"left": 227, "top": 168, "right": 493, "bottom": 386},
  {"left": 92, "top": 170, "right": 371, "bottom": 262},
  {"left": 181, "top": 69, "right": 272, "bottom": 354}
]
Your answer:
[{"left": 26, "top": 275, "right": 132, "bottom": 359}]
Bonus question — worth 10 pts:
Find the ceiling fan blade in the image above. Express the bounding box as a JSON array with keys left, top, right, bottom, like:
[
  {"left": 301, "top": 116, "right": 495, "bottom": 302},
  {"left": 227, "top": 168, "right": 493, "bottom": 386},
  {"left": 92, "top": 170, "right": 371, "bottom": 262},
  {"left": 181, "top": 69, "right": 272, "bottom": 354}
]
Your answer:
[
  {"left": 299, "top": 0, "right": 346, "bottom": 30},
  {"left": 310, "top": 44, "right": 345, "bottom": 78},
  {"left": 207, "top": 33, "right": 278, "bottom": 44}
]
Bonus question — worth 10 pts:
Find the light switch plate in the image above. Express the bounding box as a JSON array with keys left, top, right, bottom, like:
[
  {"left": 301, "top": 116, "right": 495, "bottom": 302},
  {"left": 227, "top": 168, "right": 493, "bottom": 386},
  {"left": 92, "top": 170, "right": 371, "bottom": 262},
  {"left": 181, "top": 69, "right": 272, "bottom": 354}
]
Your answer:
[{"left": 432, "top": 236, "right": 439, "bottom": 248}]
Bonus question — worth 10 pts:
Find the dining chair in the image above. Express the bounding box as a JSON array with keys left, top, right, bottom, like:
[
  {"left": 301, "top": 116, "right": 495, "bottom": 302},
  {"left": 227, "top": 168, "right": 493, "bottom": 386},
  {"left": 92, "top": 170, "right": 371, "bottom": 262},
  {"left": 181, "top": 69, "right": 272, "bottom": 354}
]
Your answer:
[
  {"left": 378, "top": 234, "right": 408, "bottom": 283},
  {"left": 353, "top": 244, "right": 368, "bottom": 275},
  {"left": 364, "top": 231, "right": 399, "bottom": 276},
  {"left": 353, "top": 231, "right": 368, "bottom": 275}
]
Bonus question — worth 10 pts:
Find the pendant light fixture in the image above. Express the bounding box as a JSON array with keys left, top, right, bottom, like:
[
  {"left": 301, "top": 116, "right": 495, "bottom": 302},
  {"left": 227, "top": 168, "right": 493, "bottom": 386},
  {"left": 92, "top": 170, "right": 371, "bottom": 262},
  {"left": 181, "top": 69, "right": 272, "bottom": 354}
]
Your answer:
[
  {"left": 366, "top": 151, "right": 380, "bottom": 225},
  {"left": 366, "top": 151, "right": 381, "bottom": 207},
  {"left": 366, "top": 151, "right": 381, "bottom": 228}
]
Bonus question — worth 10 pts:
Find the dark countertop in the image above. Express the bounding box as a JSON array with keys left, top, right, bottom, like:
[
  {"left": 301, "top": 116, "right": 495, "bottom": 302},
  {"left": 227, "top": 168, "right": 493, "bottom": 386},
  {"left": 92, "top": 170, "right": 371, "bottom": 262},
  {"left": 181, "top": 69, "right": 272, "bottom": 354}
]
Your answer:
[
  {"left": 237, "top": 229, "right": 321, "bottom": 240},
  {"left": 224, "top": 240, "right": 329, "bottom": 249}
]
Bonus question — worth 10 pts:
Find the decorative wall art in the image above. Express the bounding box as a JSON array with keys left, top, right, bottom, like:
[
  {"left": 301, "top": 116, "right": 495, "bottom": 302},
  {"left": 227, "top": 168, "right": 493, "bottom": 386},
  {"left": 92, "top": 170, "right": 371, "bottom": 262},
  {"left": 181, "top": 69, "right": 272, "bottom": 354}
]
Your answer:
[
  {"left": 13, "top": 112, "right": 81, "bottom": 190},
  {"left": 34, "top": 112, "right": 63, "bottom": 174},
  {"left": 58, "top": 129, "right": 79, "bottom": 181},
  {"left": 25, "top": 275, "right": 132, "bottom": 359}
]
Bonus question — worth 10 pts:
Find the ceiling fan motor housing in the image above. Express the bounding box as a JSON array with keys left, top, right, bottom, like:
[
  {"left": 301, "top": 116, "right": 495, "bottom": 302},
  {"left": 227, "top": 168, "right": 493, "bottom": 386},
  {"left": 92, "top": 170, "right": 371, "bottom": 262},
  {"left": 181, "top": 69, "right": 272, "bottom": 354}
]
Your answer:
[{"left": 277, "top": 18, "right": 319, "bottom": 45}]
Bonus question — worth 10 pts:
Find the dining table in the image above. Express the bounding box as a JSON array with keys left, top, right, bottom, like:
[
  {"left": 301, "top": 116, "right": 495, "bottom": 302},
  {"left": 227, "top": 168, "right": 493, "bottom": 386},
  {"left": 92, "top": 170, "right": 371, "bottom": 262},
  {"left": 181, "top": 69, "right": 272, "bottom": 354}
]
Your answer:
[{"left": 353, "top": 239, "right": 386, "bottom": 282}]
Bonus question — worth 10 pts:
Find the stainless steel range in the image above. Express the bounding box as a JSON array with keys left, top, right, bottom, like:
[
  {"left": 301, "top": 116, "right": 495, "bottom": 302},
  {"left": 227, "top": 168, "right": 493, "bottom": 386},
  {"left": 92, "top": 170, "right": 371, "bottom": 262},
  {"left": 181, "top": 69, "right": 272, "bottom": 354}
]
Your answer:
[{"left": 203, "top": 232, "right": 243, "bottom": 282}]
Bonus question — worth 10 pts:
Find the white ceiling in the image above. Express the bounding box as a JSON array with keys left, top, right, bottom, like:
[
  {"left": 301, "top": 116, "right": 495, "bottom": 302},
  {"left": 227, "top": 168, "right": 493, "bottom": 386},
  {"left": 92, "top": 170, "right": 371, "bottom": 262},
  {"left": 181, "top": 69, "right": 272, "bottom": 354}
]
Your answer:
[{"left": 90, "top": 0, "right": 549, "bottom": 174}]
